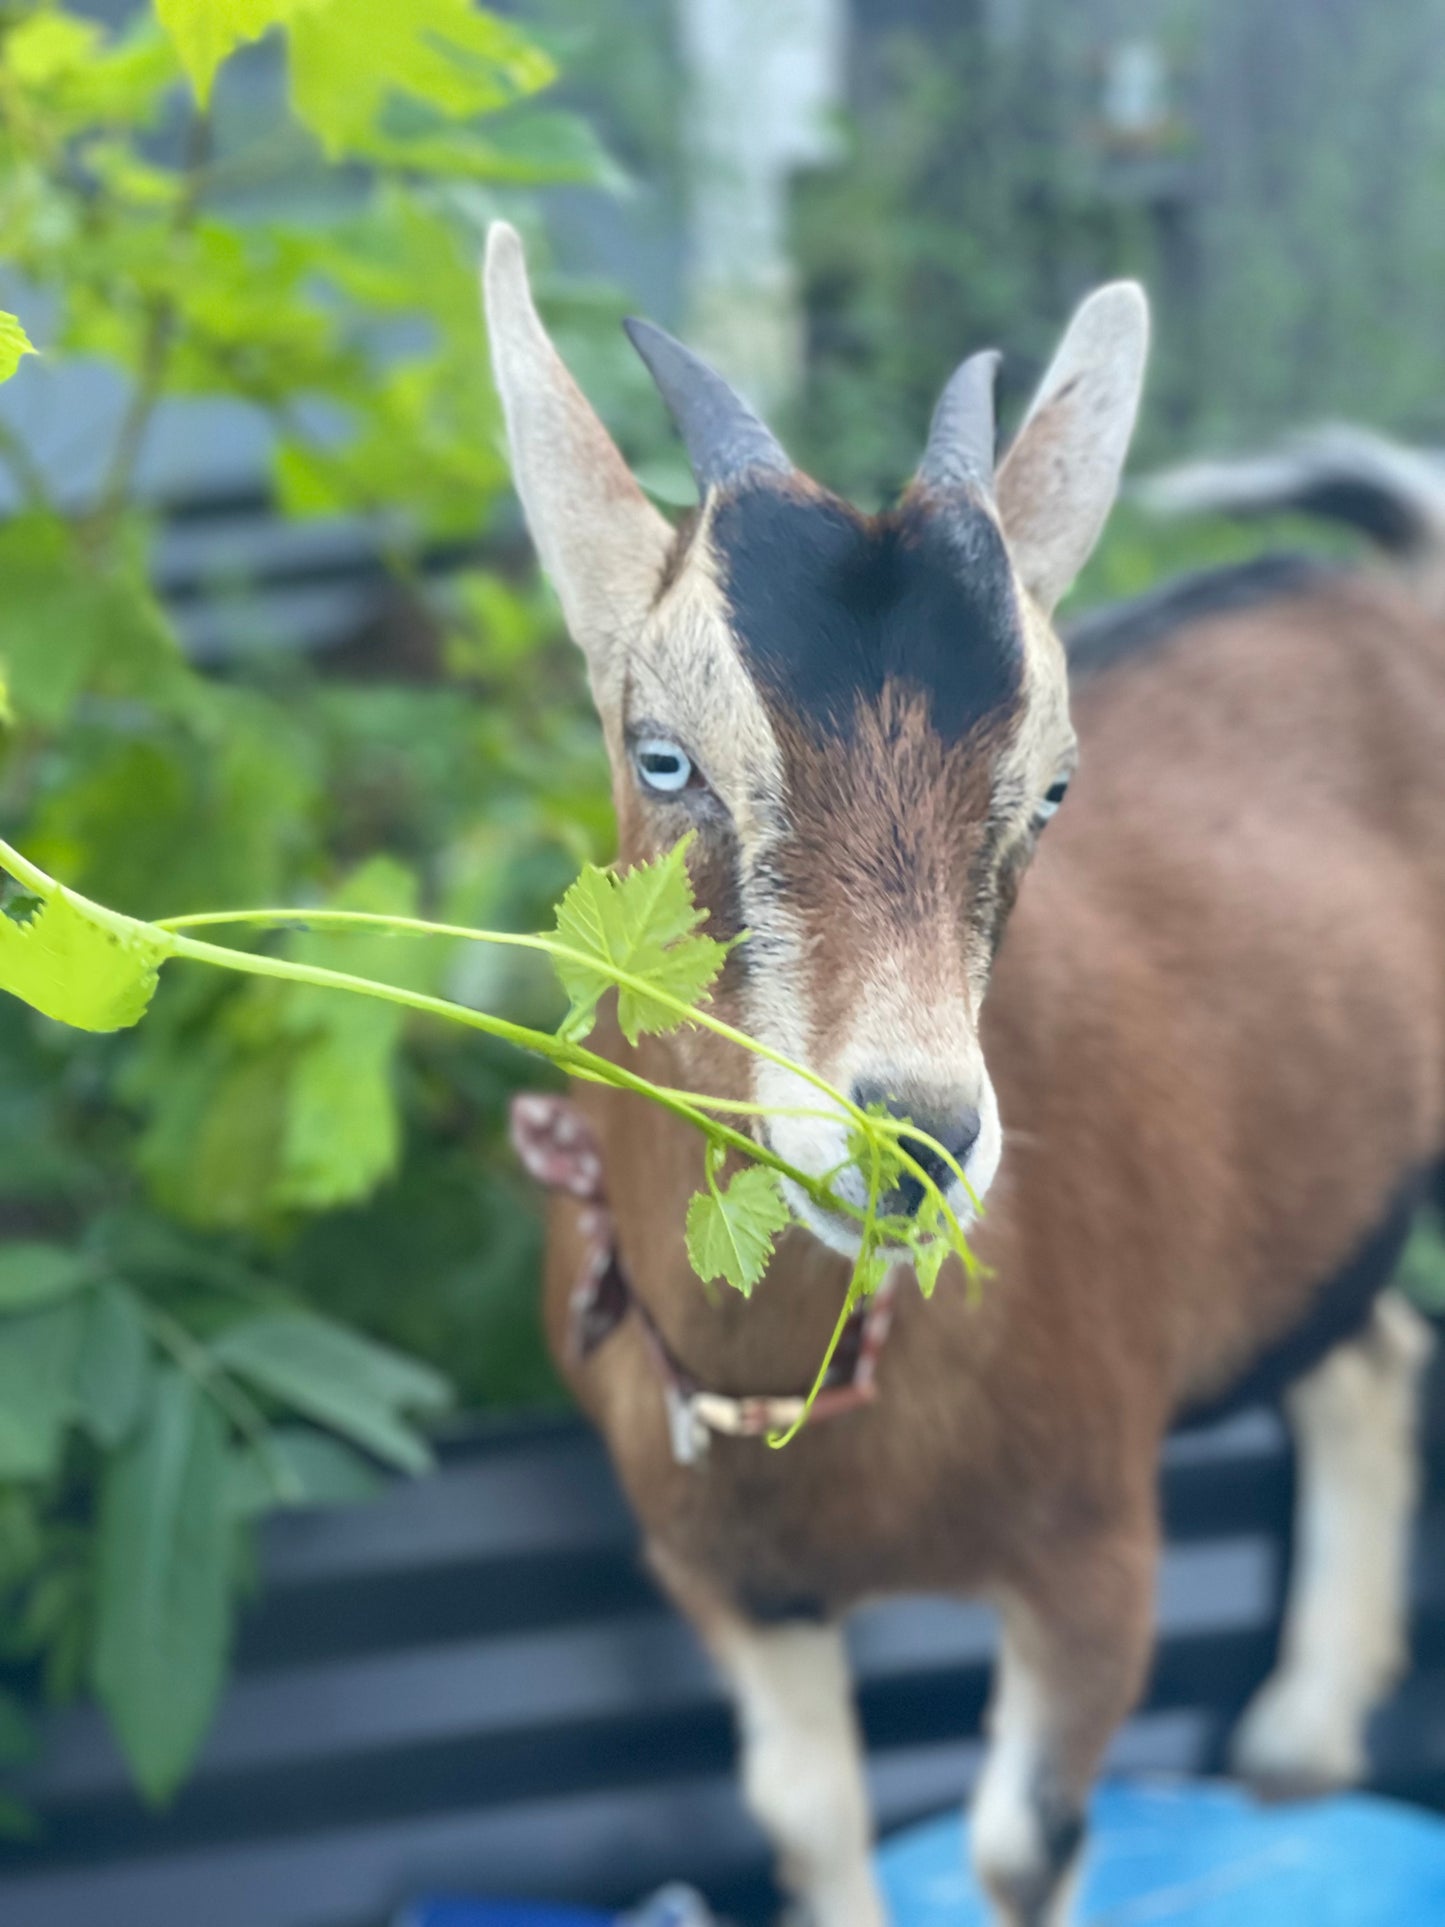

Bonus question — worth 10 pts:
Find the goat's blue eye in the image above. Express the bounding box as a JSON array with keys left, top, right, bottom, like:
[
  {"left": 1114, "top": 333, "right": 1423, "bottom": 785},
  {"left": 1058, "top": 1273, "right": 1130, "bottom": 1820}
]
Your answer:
[
  {"left": 635, "top": 737, "right": 693, "bottom": 795},
  {"left": 1036, "top": 776, "right": 1070, "bottom": 825}
]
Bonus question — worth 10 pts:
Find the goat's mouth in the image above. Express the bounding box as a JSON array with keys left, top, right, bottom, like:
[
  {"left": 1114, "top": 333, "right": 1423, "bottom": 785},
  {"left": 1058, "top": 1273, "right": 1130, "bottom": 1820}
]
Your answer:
[
  {"left": 762, "top": 1078, "right": 1002, "bottom": 1263},
  {"left": 771, "top": 1159, "right": 986, "bottom": 1262}
]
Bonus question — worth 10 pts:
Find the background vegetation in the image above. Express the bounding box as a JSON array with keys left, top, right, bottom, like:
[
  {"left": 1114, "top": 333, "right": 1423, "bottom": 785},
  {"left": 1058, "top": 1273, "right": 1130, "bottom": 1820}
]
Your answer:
[{"left": 1, "top": 0, "right": 1444, "bottom": 1819}]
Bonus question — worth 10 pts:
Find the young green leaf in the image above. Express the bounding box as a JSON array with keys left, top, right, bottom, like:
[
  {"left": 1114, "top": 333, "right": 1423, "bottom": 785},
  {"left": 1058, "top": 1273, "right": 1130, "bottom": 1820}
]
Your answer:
[
  {"left": 153, "top": 0, "right": 308, "bottom": 105},
  {"left": 0, "top": 313, "right": 35, "bottom": 384},
  {"left": 551, "top": 837, "right": 727, "bottom": 1044},
  {"left": 92, "top": 1367, "right": 233, "bottom": 1804},
  {"left": 685, "top": 1164, "right": 792, "bottom": 1297},
  {"left": 909, "top": 1237, "right": 949, "bottom": 1299},
  {"left": 0, "top": 848, "right": 174, "bottom": 1032},
  {"left": 286, "top": 0, "right": 554, "bottom": 161}
]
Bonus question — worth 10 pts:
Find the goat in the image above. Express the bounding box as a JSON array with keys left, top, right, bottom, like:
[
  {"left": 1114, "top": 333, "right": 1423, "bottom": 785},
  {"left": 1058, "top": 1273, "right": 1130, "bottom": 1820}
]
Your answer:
[{"left": 484, "top": 221, "right": 1443, "bottom": 1927}]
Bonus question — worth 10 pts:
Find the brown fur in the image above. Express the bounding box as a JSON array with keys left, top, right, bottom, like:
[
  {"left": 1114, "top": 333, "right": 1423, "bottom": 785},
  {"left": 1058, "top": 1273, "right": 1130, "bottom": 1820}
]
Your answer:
[{"left": 541, "top": 561, "right": 1445, "bottom": 1747}]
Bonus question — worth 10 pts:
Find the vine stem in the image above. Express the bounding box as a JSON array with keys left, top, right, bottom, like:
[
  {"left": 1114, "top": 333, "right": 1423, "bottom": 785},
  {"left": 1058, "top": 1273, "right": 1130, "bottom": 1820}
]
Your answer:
[
  {"left": 157, "top": 907, "right": 983, "bottom": 1259},
  {"left": 155, "top": 906, "right": 877, "bottom": 1128},
  {"left": 161, "top": 927, "right": 864, "bottom": 1227}
]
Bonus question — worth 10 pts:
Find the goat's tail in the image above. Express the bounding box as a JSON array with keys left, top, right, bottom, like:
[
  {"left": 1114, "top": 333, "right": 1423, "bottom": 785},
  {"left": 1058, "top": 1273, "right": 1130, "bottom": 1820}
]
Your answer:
[{"left": 1139, "top": 425, "right": 1445, "bottom": 617}]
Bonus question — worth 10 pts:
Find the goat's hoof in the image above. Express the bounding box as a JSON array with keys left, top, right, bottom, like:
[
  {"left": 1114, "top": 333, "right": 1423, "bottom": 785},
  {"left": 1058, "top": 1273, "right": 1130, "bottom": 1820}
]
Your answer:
[{"left": 1229, "top": 1670, "right": 1367, "bottom": 1798}]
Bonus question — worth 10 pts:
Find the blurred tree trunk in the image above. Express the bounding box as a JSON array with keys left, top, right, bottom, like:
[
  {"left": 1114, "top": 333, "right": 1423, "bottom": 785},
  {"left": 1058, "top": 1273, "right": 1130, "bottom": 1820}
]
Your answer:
[{"left": 676, "top": 0, "right": 847, "bottom": 409}]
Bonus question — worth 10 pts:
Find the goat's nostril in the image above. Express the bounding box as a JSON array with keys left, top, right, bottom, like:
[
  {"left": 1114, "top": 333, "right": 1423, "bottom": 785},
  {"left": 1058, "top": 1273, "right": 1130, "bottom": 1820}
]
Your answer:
[{"left": 850, "top": 1083, "right": 983, "bottom": 1217}]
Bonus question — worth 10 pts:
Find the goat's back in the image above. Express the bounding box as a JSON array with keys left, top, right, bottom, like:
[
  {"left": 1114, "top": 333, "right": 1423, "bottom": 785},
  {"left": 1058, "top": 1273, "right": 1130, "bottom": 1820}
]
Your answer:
[{"left": 984, "top": 563, "right": 1445, "bottom": 1423}]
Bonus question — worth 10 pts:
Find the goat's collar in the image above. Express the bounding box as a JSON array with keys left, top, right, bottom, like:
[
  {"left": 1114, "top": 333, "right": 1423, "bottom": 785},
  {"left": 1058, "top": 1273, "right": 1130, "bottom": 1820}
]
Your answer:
[{"left": 510, "top": 1093, "right": 899, "bottom": 1466}]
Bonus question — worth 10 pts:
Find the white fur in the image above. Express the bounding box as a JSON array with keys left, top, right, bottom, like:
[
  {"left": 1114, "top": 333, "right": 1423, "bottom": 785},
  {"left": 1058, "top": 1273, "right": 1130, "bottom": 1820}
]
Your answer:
[
  {"left": 716, "top": 1620, "right": 885, "bottom": 1927},
  {"left": 972, "top": 1626, "right": 1082, "bottom": 1927},
  {"left": 996, "top": 282, "right": 1150, "bottom": 614},
  {"left": 482, "top": 224, "right": 673, "bottom": 691},
  {"left": 1231, "top": 1292, "right": 1433, "bottom": 1790}
]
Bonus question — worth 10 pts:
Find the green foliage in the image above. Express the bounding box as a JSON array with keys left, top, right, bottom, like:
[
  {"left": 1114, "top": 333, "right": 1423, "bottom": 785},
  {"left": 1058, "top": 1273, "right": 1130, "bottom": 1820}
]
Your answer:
[
  {"left": 0, "top": 829, "right": 978, "bottom": 1418},
  {"left": 0, "top": 0, "right": 624, "bottom": 1813},
  {"left": 551, "top": 834, "right": 728, "bottom": 1044},
  {"left": 92, "top": 1366, "right": 231, "bottom": 1801},
  {"left": 686, "top": 1158, "right": 792, "bottom": 1299},
  {"left": 0, "top": 313, "right": 32, "bottom": 382},
  {"left": 0, "top": 853, "right": 172, "bottom": 1031}
]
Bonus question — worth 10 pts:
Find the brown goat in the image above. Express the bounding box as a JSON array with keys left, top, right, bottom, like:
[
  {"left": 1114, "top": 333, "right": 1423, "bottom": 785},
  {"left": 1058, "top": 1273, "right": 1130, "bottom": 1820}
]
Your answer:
[{"left": 484, "top": 224, "right": 1442, "bottom": 1927}]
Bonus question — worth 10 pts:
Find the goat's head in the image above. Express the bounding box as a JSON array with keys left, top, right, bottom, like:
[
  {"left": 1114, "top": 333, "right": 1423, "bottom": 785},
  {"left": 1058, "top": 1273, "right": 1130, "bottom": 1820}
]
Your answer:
[{"left": 484, "top": 225, "right": 1148, "bottom": 1254}]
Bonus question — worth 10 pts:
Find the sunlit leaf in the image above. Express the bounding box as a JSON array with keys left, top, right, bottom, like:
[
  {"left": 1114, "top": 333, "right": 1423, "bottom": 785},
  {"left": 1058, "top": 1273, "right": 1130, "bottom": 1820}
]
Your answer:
[
  {"left": 551, "top": 837, "right": 727, "bottom": 1044},
  {"left": 685, "top": 1165, "right": 791, "bottom": 1297},
  {"left": 0, "top": 848, "right": 173, "bottom": 1032},
  {"left": 92, "top": 1367, "right": 233, "bottom": 1803},
  {"left": 286, "top": 0, "right": 553, "bottom": 160},
  {"left": 0, "top": 313, "right": 35, "bottom": 384},
  {"left": 154, "top": 0, "right": 311, "bottom": 105}
]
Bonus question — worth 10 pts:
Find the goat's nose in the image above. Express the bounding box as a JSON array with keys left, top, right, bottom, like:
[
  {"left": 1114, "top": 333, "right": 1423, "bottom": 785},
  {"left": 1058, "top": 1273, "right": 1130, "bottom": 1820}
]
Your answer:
[{"left": 849, "top": 1081, "right": 982, "bottom": 1217}]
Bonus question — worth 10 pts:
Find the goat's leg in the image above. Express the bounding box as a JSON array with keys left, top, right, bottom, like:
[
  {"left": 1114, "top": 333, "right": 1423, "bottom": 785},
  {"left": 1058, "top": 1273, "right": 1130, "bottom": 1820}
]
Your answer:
[
  {"left": 972, "top": 1525, "right": 1157, "bottom": 1927},
  {"left": 710, "top": 1615, "right": 885, "bottom": 1927},
  {"left": 1231, "top": 1289, "right": 1432, "bottom": 1793}
]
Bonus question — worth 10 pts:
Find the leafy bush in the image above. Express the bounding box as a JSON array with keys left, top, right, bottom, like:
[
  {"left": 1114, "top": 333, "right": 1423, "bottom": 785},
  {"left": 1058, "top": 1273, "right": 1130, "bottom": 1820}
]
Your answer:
[{"left": 0, "top": 0, "right": 626, "bottom": 1810}]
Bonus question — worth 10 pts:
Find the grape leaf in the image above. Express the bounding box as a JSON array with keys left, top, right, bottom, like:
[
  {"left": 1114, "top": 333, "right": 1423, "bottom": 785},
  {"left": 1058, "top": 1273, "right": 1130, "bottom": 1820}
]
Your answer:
[
  {"left": 551, "top": 837, "right": 727, "bottom": 1044},
  {"left": 154, "top": 0, "right": 311, "bottom": 105},
  {"left": 0, "top": 313, "right": 34, "bottom": 384},
  {"left": 685, "top": 1165, "right": 791, "bottom": 1297},
  {"left": 287, "top": 0, "right": 553, "bottom": 160},
  {"left": 910, "top": 1237, "right": 949, "bottom": 1299},
  {"left": 0, "top": 851, "right": 173, "bottom": 1032}
]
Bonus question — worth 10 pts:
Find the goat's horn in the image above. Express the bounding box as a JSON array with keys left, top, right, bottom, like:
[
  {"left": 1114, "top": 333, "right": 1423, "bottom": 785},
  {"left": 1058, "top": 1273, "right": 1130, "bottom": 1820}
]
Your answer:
[
  {"left": 916, "top": 349, "right": 1001, "bottom": 493},
  {"left": 623, "top": 317, "right": 792, "bottom": 493}
]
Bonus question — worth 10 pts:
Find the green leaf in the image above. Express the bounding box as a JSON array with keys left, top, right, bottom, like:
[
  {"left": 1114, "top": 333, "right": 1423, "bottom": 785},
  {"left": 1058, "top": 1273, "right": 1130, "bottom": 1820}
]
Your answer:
[
  {"left": 153, "top": 0, "right": 309, "bottom": 105},
  {"left": 212, "top": 1312, "right": 450, "bottom": 1474},
  {"left": 0, "top": 1242, "right": 94, "bottom": 1312},
  {"left": 73, "top": 1283, "right": 152, "bottom": 1449},
  {"left": 0, "top": 848, "right": 173, "bottom": 1032},
  {"left": 0, "top": 1300, "right": 87, "bottom": 1478},
  {"left": 551, "top": 837, "right": 727, "bottom": 1044},
  {"left": 0, "top": 313, "right": 35, "bottom": 384},
  {"left": 286, "top": 0, "right": 554, "bottom": 161},
  {"left": 227, "top": 1425, "right": 382, "bottom": 1518},
  {"left": 92, "top": 1367, "right": 234, "bottom": 1804},
  {"left": 0, "top": 515, "right": 185, "bottom": 729},
  {"left": 685, "top": 1164, "right": 792, "bottom": 1297},
  {"left": 909, "top": 1236, "right": 949, "bottom": 1299}
]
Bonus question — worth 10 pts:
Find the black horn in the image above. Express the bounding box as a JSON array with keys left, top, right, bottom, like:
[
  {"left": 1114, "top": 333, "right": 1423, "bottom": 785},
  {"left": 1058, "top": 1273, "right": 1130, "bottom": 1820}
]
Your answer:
[
  {"left": 623, "top": 317, "right": 792, "bottom": 494},
  {"left": 917, "top": 348, "right": 1001, "bottom": 493}
]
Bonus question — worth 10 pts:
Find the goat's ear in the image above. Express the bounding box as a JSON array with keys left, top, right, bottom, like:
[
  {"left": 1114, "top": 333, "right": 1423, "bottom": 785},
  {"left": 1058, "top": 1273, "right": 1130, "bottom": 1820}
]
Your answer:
[
  {"left": 995, "top": 282, "right": 1149, "bottom": 614},
  {"left": 483, "top": 223, "right": 673, "bottom": 667}
]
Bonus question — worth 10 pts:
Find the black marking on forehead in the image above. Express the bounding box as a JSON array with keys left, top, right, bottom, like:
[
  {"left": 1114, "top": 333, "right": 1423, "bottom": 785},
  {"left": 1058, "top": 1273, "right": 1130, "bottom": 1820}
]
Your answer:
[{"left": 709, "top": 485, "right": 1024, "bottom": 742}]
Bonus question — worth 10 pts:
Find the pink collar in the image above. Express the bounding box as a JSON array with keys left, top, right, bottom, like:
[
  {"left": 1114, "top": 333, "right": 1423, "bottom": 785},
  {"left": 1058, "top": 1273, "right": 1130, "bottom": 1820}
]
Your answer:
[{"left": 510, "top": 1094, "right": 899, "bottom": 1465}]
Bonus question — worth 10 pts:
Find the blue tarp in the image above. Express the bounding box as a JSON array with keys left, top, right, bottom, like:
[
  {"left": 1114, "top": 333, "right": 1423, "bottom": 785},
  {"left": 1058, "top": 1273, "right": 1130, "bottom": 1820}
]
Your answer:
[
  {"left": 404, "top": 1779, "right": 1445, "bottom": 1927},
  {"left": 881, "top": 1780, "right": 1445, "bottom": 1925}
]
